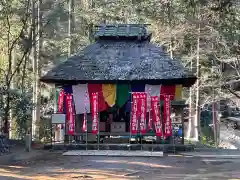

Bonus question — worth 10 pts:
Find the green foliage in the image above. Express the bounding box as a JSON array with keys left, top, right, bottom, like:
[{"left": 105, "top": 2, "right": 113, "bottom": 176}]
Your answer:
[
  {"left": 39, "top": 116, "right": 52, "bottom": 143},
  {"left": 201, "top": 126, "right": 215, "bottom": 147},
  {"left": 0, "top": 89, "right": 33, "bottom": 139}
]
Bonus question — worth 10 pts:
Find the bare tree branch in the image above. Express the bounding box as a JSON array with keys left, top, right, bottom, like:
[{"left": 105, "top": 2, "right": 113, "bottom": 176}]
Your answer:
[{"left": 227, "top": 88, "right": 240, "bottom": 99}]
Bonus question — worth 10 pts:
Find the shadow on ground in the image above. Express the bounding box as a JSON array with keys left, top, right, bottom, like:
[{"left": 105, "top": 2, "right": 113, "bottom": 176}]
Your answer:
[
  {"left": 1, "top": 147, "right": 240, "bottom": 180},
  {"left": 0, "top": 152, "right": 235, "bottom": 180}
]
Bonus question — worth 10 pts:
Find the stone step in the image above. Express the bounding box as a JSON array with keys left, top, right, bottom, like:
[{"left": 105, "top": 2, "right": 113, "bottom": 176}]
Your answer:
[{"left": 63, "top": 150, "right": 164, "bottom": 157}]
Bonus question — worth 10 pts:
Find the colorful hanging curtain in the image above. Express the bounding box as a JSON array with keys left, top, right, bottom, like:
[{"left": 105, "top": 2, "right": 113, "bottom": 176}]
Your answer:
[
  {"left": 145, "top": 84, "right": 161, "bottom": 111},
  {"left": 55, "top": 89, "right": 59, "bottom": 112},
  {"left": 126, "top": 84, "right": 145, "bottom": 112},
  {"left": 175, "top": 85, "right": 182, "bottom": 100},
  {"left": 131, "top": 84, "right": 145, "bottom": 92},
  {"left": 102, "top": 84, "right": 116, "bottom": 107},
  {"left": 72, "top": 84, "right": 90, "bottom": 114},
  {"left": 116, "top": 84, "right": 129, "bottom": 108},
  {"left": 88, "top": 84, "right": 108, "bottom": 112},
  {"left": 160, "top": 85, "right": 176, "bottom": 100},
  {"left": 64, "top": 86, "right": 73, "bottom": 94},
  {"left": 63, "top": 86, "right": 73, "bottom": 114},
  {"left": 69, "top": 84, "right": 183, "bottom": 114}
]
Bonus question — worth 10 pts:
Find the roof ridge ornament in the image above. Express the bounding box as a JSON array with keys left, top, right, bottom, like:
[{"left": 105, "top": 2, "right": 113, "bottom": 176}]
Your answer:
[{"left": 94, "top": 24, "right": 151, "bottom": 41}]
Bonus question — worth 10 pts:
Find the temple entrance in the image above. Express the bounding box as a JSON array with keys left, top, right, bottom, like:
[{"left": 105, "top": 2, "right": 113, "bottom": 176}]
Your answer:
[{"left": 49, "top": 90, "right": 192, "bottom": 153}]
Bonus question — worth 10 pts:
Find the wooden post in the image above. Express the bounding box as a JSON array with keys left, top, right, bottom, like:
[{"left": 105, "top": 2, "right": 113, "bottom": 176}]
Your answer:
[{"left": 25, "top": 128, "right": 31, "bottom": 152}]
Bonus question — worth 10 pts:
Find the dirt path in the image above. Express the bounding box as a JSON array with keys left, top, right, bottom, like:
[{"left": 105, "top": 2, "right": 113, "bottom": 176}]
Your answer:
[{"left": 0, "top": 151, "right": 240, "bottom": 180}]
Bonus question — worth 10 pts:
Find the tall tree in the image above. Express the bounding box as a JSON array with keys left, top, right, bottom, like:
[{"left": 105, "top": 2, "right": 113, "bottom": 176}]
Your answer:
[
  {"left": 32, "top": 0, "right": 42, "bottom": 140},
  {"left": 68, "top": 0, "right": 74, "bottom": 56},
  {"left": 0, "top": 0, "right": 33, "bottom": 135}
]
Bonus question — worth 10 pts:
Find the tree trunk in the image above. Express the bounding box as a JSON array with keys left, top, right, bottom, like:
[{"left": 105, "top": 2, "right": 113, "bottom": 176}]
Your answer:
[
  {"left": 3, "top": 89, "right": 10, "bottom": 136},
  {"left": 187, "top": 47, "right": 193, "bottom": 139},
  {"left": 169, "top": 39, "right": 173, "bottom": 59},
  {"left": 88, "top": 0, "right": 95, "bottom": 43},
  {"left": 167, "top": 0, "right": 173, "bottom": 59},
  {"left": 32, "top": 0, "right": 42, "bottom": 141},
  {"left": 31, "top": 0, "right": 37, "bottom": 140},
  {"left": 34, "top": 0, "right": 43, "bottom": 141},
  {"left": 194, "top": 24, "right": 201, "bottom": 141},
  {"left": 9, "top": 48, "right": 17, "bottom": 139},
  {"left": 21, "top": 54, "right": 28, "bottom": 93},
  {"left": 68, "top": 0, "right": 74, "bottom": 56}
]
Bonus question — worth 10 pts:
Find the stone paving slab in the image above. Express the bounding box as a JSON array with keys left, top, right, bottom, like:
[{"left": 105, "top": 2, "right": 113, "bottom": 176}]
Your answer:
[
  {"left": 63, "top": 150, "right": 164, "bottom": 157},
  {"left": 181, "top": 150, "right": 240, "bottom": 158}
]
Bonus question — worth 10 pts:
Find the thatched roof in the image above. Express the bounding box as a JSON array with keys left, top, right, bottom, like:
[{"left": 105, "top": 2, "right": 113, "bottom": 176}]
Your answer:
[{"left": 40, "top": 24, "right": 196, "bottom": 86}]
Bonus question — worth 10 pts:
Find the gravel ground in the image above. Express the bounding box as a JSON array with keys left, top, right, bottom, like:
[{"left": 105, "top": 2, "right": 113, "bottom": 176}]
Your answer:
[{"left": 0, "top": 151, "right": 240, "bottom": 180}]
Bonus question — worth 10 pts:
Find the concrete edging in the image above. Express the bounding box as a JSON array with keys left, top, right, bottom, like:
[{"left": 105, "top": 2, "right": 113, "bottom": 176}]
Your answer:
[
  {"left": 62, "top": 150, "right": 164, "bottom": 157},
  {"left": 181, "top": 152, "right": 240, "bottom": 159}
]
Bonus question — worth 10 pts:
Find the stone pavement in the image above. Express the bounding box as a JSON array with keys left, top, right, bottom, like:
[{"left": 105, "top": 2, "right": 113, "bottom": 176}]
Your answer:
[{"left": 180, "top": 149, "right": 240, "bottom": 158}]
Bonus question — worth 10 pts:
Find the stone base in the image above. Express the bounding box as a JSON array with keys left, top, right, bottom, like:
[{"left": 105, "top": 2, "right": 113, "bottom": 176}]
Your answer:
[{"left": 63, "top": 150, "right": 163, "bottom": 157}]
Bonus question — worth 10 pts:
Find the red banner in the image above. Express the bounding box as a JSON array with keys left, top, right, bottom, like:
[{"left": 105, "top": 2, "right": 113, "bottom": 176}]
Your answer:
[
  {"left": 82, "top": 90, "right": 88, "bottom": 132},
  {"left": 66, "top": 94, "right": 75, "bottom": 135},
  {"left": 131, "top": 92, "right": 139, "bottom": 134},
  {"left": 136, "top": 93, "right": 141, "bottom": 118},
  {"left": 82, "top": 112, "right": 87, "bottom": 132},
  {"left": 164, "top": 95, "right": 172, "bottom": 138},
  {"left": 91, "top": 92, "right": 99, "bottom": 134},
  {"left": 58, "top": 89, "right": 65, "bottom": 113},
  {"left": 151, "top": 96, "right": 162, "bottom": 137},
  {"left": 139, "top": 93, "right": 147, "bottom": 134}
]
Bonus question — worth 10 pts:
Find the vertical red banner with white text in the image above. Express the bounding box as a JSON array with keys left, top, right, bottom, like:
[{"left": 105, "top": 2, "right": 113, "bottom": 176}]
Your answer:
[
  {"left": 147, "top": 89, "right": 153, "bottom": 131},
  {"left": 58, "top": 89, "right": 65, "bottom": 113},
  {"left": 164, "top": 95, "right": 172, "bottom": 138},
  {"left": 131, "top": 92, "right": 139, "bottom": 134},
  {"left": 151, "top": 96, "right": 162, "bottom": 137},
  {"left": 66, "top": 94, "right": 75, "bottom": 135},
  {"left": 82, "top": 91, "right": 88, "bottom": 132},
  {"left": 139, "top": 93, "right": 147, "bottom": 134},
  {"left": 91, "top": 93, "right": 99, "bottom": 135}
]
